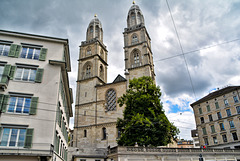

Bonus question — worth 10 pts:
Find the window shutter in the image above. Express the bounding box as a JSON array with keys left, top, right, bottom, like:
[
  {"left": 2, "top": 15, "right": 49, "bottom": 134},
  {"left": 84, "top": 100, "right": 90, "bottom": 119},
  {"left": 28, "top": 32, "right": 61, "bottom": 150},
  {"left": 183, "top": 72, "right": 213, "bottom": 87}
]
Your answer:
[
  {"left": 1, "top": 64, "right": 11, "bottom": 84},
  {"left": 0, "top": 127, "right": 2, "bottom": 139},
  {"left": 30, "top": 97, "right": 38, "bottom": 115},
  {"left": 35, "top": 68, "right": 44, "bottom": 83},
  {"left": 9, "top": 66, "right": 16, "bottom": 80},
  {"left": 39, "top": 48, "right": 47, "bottom": 61},
  {"left": 8, "top": 44, "right": 18, "bottom": 57},
  {"left": 15, "top": 45, "right": 22, "bottom": 58},
  {"left": 1, "top": 95, "right": 9, "bottom": 113},
  {"left": 24, "top": 128, "right": 34, "bottom": 148},
  {"left": 0, "top": 94, "right": 4, "bottom": 112}
]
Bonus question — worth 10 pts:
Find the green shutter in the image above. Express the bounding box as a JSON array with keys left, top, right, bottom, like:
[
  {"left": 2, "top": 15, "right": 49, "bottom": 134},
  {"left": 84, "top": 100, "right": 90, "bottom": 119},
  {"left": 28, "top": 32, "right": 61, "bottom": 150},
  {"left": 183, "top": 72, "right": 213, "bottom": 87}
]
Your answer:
[
  {"left": 0, "top": 127, "right": 2, "bottom": 139},
  {"left": 9, "top": 66, "right": 16, "bottom": 80},
  {"left": 30, "top": 97, "right": 38, "bottom": 115},
  {"left": 1, "top": 64, "right": 11, "bottom": 84},
  {"left": 8, "top": 44, "right": 17, "bottom": 57},
  {"left": 39, "top": 48, "right": 47, "bottom": 61},
  {"left": 0, "top": 94, "right": 4, "bottom": 112},
  {"left": 24, "top": 128, "right": 34, "bottom": 148},
  {"left": 1, "top": 95, "right": 9, "bottom": 113},
  {"left": 35, "top": 68, "right": 44, "bottom": 83},
  {"left": 15, "top": 45, "right": 22, "bottom": 57}
]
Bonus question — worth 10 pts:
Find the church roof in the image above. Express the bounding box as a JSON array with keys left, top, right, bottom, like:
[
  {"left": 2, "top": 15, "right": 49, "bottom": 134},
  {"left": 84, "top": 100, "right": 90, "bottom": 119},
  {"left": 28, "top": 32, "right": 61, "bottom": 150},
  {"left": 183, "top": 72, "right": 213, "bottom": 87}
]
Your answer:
[
  {"left": 190, "top": 86, "right": 240, "bottom": 107},
  {"left": 88, "top": 15, "right": 102, "bottom": 29},
  {"left": 112, "top": 74, "right": 126, "bottom": 83}
]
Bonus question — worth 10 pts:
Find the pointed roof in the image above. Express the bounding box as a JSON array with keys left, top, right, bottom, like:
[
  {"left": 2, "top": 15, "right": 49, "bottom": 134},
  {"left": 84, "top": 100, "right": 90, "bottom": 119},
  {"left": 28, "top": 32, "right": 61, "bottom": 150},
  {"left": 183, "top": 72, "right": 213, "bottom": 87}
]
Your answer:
[{"left": 112, "top": 74, "right": 126, "bottom": 83}]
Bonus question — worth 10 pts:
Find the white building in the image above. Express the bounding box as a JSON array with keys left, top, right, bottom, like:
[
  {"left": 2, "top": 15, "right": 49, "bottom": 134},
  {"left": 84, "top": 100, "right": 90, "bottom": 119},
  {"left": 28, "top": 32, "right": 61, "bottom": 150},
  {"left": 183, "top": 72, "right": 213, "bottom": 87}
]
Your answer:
[{"left": 0, "top": 30, "right": 73, "bottom": 161}]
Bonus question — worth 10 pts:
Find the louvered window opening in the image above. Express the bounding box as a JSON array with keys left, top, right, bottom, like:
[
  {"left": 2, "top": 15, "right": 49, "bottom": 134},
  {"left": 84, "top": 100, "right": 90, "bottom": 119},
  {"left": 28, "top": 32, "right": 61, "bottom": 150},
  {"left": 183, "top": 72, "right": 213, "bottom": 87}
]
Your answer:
[{"left": 106, "top": 89, "right": 116, "bottom": 111}]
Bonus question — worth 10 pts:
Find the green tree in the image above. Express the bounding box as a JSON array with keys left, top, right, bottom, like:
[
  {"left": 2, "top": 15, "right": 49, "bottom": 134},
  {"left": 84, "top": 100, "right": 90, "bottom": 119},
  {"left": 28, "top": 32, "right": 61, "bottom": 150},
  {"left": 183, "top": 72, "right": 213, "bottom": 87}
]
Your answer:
[{"left": 117, "top": 76, "right": 179, "bottom": 146}]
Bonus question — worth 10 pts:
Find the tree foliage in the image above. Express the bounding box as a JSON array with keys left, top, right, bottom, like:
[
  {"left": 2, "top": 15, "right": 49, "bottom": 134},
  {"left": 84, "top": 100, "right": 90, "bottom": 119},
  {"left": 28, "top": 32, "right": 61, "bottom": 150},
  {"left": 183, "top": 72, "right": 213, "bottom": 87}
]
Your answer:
[{"left": 117, "top": 76, "right": 179, "bottom": 146}]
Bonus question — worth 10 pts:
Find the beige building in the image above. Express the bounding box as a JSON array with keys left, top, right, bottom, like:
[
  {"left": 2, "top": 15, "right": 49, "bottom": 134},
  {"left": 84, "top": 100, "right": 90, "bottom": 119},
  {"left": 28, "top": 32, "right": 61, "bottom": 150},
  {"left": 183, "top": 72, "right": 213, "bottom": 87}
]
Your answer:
[
  {"left": 71, "top": 2, "right": 155, "bottom": 161},
  {"left": 0, "top": 30, "right": 73, "bottom": 161},
  {"left": 191, "top": 86, "right": 240, "bottom": 149}
]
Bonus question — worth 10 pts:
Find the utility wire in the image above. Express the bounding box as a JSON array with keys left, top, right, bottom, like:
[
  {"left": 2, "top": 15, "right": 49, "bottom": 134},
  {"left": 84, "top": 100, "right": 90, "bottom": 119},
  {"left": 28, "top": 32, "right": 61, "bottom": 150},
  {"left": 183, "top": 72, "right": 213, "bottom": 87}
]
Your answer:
[
  {"left": 166, "top": 0, "right": 196, "bottom": 100},
  {"left": 154, "top": 38, "right": 240, "bottom": 62}
]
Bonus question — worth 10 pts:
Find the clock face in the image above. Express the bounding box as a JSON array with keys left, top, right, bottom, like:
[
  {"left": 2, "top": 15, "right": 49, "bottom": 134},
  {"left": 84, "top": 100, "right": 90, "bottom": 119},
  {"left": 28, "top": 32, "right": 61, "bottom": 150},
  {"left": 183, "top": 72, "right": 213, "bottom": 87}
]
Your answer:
[{"left": 106, "top": 89, "right": 116, "bottom": 111}]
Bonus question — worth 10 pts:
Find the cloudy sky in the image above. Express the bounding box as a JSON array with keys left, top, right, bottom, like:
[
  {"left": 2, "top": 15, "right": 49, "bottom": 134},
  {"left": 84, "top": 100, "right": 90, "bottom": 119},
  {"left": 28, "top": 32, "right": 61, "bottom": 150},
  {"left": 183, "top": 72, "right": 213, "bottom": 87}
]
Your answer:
[{"left": 1, "top": 0, "right": 240, "bottom": 140}]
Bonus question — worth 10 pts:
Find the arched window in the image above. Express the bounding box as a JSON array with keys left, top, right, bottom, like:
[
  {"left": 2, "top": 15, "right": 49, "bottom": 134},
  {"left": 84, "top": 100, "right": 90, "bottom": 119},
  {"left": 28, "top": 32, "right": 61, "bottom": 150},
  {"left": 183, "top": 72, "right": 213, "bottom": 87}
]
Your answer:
[
  {"left": 86, "top": 65, "right": 91, "bottom": 77},
  {"left": 134, "top": 52, "right": 140, "bottom": 64},
  {"left": 100, "top": 50, "right": 104, "bottom": 59},
  {"left": 86, "top": 47, "right": 91, "bottom": 55},
  {"left": 106, "top": 89, "right": 116, "bottom": 111},
  {"left": 131, "top": 12, "right": 135, "bottom": 26},
  {"left": 137, "top": 12, "right": 142, "bottom": 24},
  {"left": 102, "top": 127, "right": 107, "bottom": 140},
  {"left": 90, "top": 26, "right": 93, "bottom": 33},
  {"left": 100, "top": 65, "right": 104, "bottom": 79},
  {"left": 132, "top": 34, "right": 138, "bottom": 44},
  {"left": 95, "top": 25, "right": 99, "bottom": 38}
]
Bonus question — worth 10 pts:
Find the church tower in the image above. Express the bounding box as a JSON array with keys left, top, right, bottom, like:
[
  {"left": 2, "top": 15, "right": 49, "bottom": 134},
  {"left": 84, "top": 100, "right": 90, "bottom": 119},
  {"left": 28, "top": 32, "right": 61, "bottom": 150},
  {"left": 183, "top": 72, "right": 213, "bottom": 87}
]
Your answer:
[
  {"left": 123, "top": 2, "right": 155, "bottom": 83},
  {"left": 74, "top": 15, "right": 108, "bottom": 147}
]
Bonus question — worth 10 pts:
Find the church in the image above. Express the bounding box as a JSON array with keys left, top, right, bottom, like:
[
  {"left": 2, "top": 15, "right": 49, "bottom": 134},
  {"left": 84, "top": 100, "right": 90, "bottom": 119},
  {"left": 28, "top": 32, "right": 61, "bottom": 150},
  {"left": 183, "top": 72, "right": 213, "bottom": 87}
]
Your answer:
[{"left": 71, "top": 2, "right": 155, "bottom": 160}]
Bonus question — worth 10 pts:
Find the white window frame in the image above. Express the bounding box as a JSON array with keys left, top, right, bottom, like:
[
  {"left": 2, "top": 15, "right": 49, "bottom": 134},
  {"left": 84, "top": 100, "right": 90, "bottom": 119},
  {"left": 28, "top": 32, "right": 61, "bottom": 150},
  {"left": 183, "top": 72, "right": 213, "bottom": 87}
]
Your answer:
[
  {"left": 14, "top": 67, "right": 37, "bottom": 82},
  {"left": 0, "top": 128, "right": 26, "bottom": 147},
  {"left": 0, "top": 44, "right": 11, "bottom": 56},
  {"left": 7, "top": 96, "right": 31, "bottom": 114},
  {"left": 20, "top": 47, "right": 41, "bottom": 60}
]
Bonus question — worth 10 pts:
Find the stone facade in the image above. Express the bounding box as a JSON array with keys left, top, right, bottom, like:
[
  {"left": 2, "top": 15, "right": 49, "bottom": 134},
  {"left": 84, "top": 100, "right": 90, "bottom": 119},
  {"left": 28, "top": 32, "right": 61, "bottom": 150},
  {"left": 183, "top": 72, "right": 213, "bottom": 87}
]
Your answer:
[
  {"left": 71, "top": 2, "right": 155, "bottom": 161},
  {"left": 191, "top": 86, "right": 240, "bottom": 149}
]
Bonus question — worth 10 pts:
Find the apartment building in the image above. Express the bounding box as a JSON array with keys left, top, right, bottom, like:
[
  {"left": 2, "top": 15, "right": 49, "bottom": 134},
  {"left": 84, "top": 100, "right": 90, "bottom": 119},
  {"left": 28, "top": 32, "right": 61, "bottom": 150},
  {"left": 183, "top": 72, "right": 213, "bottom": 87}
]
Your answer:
[
  {"left": 191, "top": 86, "right": 240, "bottom": 149},
  {"left": 0, "top": 30, "right": 73, "bottom": 161}
]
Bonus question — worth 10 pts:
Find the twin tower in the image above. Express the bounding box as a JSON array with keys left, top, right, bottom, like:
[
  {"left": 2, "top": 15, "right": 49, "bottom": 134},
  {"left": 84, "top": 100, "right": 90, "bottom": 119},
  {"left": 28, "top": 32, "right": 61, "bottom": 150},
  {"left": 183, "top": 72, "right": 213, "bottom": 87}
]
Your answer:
[{"left": 73, "top": 2, "right": 155, "bottom": 155}]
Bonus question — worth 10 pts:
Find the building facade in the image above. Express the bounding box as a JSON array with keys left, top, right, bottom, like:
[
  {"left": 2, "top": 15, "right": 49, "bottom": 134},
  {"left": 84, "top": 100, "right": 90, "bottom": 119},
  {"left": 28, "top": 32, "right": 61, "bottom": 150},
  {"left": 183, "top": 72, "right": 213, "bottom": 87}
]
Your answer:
[
  {"left": 71, "top": 2, "right": 155, "bottom": 161},
  {"left": 191, "top": 86, "right": 240, "bottom": 149},
  {"left": 0, "top": 30, "right": 73, "bottom": 161}
]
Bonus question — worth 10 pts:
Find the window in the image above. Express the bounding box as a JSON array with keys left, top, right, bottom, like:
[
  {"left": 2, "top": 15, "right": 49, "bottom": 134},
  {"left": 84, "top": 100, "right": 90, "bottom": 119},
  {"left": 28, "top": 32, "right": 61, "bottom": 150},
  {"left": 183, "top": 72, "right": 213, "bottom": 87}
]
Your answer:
[
  {"left": 236, "top": 106, "right": 240, "bottom": 114},
  {"left": 0, "top": 94, "right": 38, "bottom": 114},
  {"left": 215, "top": 102, "right": 219, "bottom": 109},
  {"left": 0, "top": 127, "right": 33, "bottom": 148},
  {"left": 20, "top": 47, "right": 41, "bottom": 60},
  {"left": 222, "top": 134, "right": 227, "bottom": 142},
  {"left": 0, "top": 128, "right": 26, "bottom": 147},
  {"left": 134, "top": 52, "right": 140, "bottom": 64},
  {"left": 102, "top": 127, "right": 107, "bottom": 140},
  {"left": 229, "top": 120, "right": 235, "bottom": 129},
  {"left": 233, "top": 96, "right": 239, "bottom": 103},
  {"left": 200, "top": 117, "right": 204, "bottom": 124},
  {"left": 131, "top": 12, "right": 135, "bottom": 25},
  {"left": 84, "top": 130, "right": 87, "bottom": 137},
  {"left": 217, "top": 112, "right": 222, "bottom": 119},
  {"left": 132, "top": 34, "right": 138, "bottom": 44},
  {"left": 208, "top": 115, "right": 213, "bottom": 122},
  {"left": 226, "top": 109, "right": 231, "bottom": 117},
  {"left": 204, "top": 138, "right": 209, "bottom": 145},
  {"left": 106, "top": 89, "right": 116, "bottom": 111},
  {"left": 117, "top": 128, "right": 121, "bottom": 138},
  {"left": 90, "top": 26, "right": 93, "bottom": 33},
  {"left": 0, "top": 44, "right": 11, "bottom": 56},
  {"left": 232, "top": 132, "right": 238, "bottom": 141},
  {"left": 219, "top": 123, "right": 225, "bottom": 131},
  {"left": 224, "top": 99, "right": 229, "bottom": 106},
  {"left": 202, "top": 127, "right": 207, "bottom": 135},
  {"left": 210, "top": 125, "right": 215, "bottom": 133},
  {"left": 100, "top": 65, "right": 104, "bottom": 79},
  {"left": 213, "top": 136, "right": 218, "bottom": 144},
  {"left": 86, "top": 48, "right": 91, "bottom": 55},
  {"left": 207, "top": 105, "right": 211, "bottom": 112},
  {"left": 8, "top": 96, "right": 31, "bottom": 114},
  {"left": 0, "top": 65, "right": 4, "bottom": 81},
  {"left": 199, "top": 108, "right": 202, "bottom": 114},
  {"left": 86, "top": 65, "right": 91, "bottom": 77},
  {"left": 14, "top": 66, "right": 44, "bottom": 83}
]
